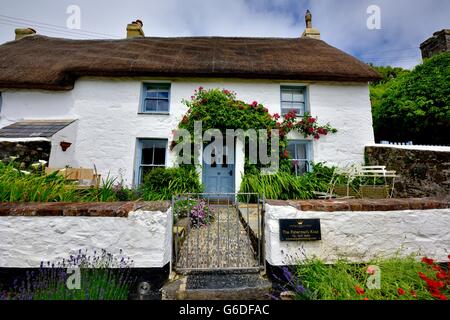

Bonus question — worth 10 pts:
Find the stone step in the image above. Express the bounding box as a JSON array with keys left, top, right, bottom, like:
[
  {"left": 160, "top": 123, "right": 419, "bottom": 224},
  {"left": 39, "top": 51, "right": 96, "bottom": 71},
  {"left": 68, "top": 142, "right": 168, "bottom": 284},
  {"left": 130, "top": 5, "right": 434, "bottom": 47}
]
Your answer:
[{"left": 161, "top": 272, "right": 272, "bottom": 300}]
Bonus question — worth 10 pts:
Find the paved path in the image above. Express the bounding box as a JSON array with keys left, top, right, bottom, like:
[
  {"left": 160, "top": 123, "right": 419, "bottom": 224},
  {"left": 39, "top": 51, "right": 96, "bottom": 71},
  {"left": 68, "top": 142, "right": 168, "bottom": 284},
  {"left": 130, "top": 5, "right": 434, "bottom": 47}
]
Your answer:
[{"left": 176, "top": 205, "right": 258, "bottom": 270}]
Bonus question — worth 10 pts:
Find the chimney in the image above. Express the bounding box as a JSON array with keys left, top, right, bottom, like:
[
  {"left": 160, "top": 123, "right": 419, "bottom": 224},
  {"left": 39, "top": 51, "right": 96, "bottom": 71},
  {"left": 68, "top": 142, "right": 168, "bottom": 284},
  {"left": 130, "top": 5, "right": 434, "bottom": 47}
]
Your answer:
[
  {"left": 15, "top": 28, "right": 36, "bottom": 40},
  {"left": 126, "top": 20, "right": 145, "bottom": 38},
  {"left": 301, "top": 10, "right": 320, "bottom": 40}
]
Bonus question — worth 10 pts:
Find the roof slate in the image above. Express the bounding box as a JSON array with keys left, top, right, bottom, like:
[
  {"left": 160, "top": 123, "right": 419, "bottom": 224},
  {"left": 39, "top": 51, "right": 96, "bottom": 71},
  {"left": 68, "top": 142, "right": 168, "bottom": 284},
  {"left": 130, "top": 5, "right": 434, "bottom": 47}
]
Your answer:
[{"left": 0, "top": 120, "right": 75, "bottom": 138}]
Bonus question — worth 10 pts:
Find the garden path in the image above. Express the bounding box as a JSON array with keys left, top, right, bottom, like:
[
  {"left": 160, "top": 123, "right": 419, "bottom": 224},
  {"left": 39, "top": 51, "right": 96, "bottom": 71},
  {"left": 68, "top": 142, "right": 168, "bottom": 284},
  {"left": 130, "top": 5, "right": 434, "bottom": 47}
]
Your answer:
[{"left": 176, "top": 205, "right": 258, "bottom": 270}]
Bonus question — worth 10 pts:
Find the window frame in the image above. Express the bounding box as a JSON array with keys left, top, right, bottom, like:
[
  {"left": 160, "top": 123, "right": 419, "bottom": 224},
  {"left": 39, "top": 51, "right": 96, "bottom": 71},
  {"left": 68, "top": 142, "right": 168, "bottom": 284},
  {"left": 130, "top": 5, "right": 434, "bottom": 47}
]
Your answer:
[
  {"left": 280, "top": 85, "right": 308, "bottom": 116},
  {"left": 134, "top": 138, "right": 168, "bottom": 186},
  {"left": 139, "top": 83, "right": 171, "bottom": 114},
  {"left": 287, "top": 140, "right": 313, "bottom": 176}
]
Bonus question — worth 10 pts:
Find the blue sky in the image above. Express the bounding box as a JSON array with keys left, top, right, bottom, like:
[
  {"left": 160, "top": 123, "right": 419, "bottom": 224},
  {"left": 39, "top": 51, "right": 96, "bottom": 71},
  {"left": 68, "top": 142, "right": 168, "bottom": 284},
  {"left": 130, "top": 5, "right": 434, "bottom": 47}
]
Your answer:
[{"left": 0, "top": 0, "right": 448, "bottom": 68}]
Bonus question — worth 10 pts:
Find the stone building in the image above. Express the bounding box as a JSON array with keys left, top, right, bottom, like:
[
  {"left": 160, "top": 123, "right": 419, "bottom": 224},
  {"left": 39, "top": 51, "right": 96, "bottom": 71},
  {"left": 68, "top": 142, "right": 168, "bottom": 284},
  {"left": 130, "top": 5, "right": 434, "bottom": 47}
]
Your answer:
[{"left": 420, "top": 29, "right": 450, "bottom": 59}]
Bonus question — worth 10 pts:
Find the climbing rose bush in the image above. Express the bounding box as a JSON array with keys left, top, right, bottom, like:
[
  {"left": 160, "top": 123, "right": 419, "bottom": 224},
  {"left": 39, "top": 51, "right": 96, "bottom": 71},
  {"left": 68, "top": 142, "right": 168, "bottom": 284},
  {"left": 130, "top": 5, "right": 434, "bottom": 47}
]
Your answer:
[
  {"left": 277, "top": 110, "right": 337, "bottom": 141},
  {"left": 173, "top": 87, "right": 337, "bottom": 171}
]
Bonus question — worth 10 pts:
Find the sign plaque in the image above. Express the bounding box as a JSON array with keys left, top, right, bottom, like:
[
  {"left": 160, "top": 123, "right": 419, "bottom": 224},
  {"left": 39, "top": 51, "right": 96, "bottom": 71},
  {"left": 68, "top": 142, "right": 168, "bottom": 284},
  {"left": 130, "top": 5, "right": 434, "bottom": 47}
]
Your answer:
[{"left": 279, "top": 219, "right": 321, "bottom": 241}]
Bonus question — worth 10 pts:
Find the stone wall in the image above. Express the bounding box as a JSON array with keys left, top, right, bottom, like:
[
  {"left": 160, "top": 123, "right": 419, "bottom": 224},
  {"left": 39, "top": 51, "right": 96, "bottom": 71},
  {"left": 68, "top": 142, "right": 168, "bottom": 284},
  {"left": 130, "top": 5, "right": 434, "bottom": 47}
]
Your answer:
[
  {"left": 0, "top": 201, "right": 172, "bottom": 268},
  {"left": 420, "top": 29, "right": 450, "bottom": 59},
  {"left": 265, "top": 199, "right": 450, "bottom": 265},
  {"left": 0, "top": 140, "right": 51, "bottom": 166},
  {"left": 365, "top": 145, "right": 450, "bottom": 198}
]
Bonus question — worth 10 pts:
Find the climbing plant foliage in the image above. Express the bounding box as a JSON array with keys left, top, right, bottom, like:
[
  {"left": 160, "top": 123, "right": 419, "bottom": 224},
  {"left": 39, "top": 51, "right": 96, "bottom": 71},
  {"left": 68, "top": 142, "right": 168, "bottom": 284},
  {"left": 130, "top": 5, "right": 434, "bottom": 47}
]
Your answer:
[{"left": 173, "top": 87, "right": 337, "bottom": 173}]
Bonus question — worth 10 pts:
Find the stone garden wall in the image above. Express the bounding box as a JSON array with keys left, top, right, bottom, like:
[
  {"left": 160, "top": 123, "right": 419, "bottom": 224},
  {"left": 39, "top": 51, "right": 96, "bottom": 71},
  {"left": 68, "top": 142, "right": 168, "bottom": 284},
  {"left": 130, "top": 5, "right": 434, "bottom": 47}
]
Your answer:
[
  {"left": 0, "top": 140, "right": 51, "bottom": 166},
  {"left": 265, "top": 198, "right": 450, "bottom": 266},
  {"left": 365, "top": 145, "right": 450, "bottom": 198},
  {"left": 0, "top": 201, "right": 172, "bottom": 268}
]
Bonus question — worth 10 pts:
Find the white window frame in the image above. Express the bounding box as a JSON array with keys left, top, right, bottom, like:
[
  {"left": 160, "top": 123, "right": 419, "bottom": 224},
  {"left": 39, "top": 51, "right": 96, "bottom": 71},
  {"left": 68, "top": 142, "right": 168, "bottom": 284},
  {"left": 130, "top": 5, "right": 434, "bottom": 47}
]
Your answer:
[
  {"left": 280, "top": 85, "right": 309, "bottom": 116},
  {"left": 287, "top": 140, "right": 313, "bottom": 175},
  {"left": 140, "top": 82, "right": 171, "bottom": 114},
  {"left": 134, "top": 138, "right": 168, "bottom": 186}
]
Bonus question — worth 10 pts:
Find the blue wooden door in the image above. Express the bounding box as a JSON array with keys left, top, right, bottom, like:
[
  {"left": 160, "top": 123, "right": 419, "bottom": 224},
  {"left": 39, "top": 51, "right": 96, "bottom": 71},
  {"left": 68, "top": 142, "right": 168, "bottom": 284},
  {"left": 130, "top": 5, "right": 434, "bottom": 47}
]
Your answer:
[{"left": 202, "top": 143, "right": 235, "bottom": 196}]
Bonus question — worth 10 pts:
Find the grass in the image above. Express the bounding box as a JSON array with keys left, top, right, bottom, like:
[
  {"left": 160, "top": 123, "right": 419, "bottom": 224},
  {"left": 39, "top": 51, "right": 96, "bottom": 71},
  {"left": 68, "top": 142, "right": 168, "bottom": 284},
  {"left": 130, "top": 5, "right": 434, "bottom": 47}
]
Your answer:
[
  {"left": 0, "top": 161, "right": 138, "bottom": 202},
  {"left": 0, "top": 161, "right": 204, "bottom": 203},
  {"left": 239, "top": 162, "right": 388, "bottom": 201},
  {"left": 239, "top": 163, "right": 333, "bottom": 201},
  {"left": 0, "top": 161, "right": 80, "bottom": 202},
  {"left": 279, "top": 255, "right": 449, "bottom": 300}
]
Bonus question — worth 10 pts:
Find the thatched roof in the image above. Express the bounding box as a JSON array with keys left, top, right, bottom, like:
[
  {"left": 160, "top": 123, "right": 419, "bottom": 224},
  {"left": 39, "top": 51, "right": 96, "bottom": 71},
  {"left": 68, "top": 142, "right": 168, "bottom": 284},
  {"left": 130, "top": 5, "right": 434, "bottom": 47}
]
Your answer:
[{"left": 0, "top": 35, "right": 380, "bottom": 90}]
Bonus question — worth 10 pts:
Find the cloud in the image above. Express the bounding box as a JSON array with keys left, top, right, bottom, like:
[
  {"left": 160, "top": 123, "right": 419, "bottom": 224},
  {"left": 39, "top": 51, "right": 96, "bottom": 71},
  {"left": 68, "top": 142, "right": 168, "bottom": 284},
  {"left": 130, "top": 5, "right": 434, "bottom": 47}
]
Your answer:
[{"left": 0, "top": 0, "right": 448, "bottom": 68}]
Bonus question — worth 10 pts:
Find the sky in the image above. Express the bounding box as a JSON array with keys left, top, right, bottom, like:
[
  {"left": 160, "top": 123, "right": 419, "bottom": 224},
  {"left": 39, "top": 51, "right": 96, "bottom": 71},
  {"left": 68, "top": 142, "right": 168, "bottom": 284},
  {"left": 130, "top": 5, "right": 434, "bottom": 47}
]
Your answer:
[{"left": 0, "top": 0, "right": 448, "bottom": 69}]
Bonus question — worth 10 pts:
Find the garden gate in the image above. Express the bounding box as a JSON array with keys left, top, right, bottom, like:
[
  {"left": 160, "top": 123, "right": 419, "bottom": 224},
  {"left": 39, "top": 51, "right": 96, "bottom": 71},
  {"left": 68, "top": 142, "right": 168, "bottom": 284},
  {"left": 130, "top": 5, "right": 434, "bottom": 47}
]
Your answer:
[{"left": 172, "top": 193, "right": 264, "bottom": 273}]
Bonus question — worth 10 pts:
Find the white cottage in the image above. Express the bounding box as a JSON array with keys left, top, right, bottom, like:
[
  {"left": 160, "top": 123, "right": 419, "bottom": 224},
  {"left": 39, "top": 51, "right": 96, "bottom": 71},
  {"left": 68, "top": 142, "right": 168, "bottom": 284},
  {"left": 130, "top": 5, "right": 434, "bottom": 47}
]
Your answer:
[{"left": 0, "top": 15, "right": 379, "bottom": 194}]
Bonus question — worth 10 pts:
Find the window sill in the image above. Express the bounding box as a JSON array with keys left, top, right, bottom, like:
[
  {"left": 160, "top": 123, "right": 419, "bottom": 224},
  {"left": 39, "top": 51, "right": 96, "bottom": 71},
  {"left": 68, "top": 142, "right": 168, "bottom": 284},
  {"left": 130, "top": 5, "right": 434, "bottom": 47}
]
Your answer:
[{"left": 138, "top": 112, "right": 170, "bottom": 115}]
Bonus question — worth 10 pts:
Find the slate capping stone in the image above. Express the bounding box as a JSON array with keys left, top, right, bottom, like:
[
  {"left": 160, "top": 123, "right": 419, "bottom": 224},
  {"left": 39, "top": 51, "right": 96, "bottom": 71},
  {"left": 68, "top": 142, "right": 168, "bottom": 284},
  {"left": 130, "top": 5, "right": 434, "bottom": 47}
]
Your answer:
[
  {"left": 0, "top": 201, "right": 171, "bottom": 217},
  {"left": 265, "top": 198, "right": 450, "bottom": 212}
]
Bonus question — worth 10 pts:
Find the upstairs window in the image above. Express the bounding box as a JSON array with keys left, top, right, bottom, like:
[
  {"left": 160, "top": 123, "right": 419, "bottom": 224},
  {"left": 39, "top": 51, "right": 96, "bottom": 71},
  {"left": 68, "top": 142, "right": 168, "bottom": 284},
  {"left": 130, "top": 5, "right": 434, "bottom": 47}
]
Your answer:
[
  {"left": 287, "top": 140, "right": 312, "bottom": 175},
  {"left": 280, "top": 86, "right": 307, "bottom": 116},
  {"left": 141, "top": 83, "right": 170, "bottom": 113}
]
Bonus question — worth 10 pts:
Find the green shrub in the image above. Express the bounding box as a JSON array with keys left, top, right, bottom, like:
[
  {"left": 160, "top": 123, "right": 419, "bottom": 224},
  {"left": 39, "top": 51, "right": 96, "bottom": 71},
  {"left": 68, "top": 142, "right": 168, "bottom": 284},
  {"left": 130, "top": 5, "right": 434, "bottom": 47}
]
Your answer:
[
  {"left": 371, "top": 53, "right": 450, "bottom": 144},
  {"left": 140, "top": 167, "right": 203, "bottom": 200}
]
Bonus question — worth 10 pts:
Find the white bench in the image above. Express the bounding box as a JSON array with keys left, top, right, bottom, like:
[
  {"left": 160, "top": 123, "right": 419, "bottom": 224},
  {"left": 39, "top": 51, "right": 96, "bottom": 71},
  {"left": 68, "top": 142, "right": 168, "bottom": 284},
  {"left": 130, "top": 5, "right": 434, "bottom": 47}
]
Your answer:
[
  {"left": 355, "top": 166, "right": 397, "bottom": 198},
  {"left": 317, "top": 165, "right": 398, "bottom": 199}
]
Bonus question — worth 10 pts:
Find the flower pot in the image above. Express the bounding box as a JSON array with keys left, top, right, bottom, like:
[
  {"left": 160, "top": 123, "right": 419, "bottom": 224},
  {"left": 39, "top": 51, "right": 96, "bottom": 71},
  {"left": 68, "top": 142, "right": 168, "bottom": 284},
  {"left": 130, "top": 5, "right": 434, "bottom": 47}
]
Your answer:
[{"left": 359, "top": 185, "right": 390, "bottom": 199}]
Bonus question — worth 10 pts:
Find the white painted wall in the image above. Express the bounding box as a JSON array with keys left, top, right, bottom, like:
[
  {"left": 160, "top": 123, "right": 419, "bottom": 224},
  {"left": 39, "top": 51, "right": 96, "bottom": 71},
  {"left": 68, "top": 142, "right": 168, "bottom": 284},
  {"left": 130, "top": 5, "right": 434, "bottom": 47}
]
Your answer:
[
  {"left": 0, "top": 208, "right": 173, "bottom": 268},
  {"left": 0, "top": 78, "right": 374, "bottom": 189},
  {"left": 48, "top": 121, "right": 78, "bottom": 168},
  {"left": 265, "top": 204, "right": 450, "bottom": 265}
]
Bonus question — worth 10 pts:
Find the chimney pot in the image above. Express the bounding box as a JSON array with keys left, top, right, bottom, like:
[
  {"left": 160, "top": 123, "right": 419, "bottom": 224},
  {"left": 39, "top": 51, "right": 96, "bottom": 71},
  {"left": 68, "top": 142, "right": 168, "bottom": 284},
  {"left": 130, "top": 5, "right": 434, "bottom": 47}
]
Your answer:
[
  {"left": 15, "top": 28, "right": 37, "bottom": 41},
  {"left": 126, "top": 19, "right": 145, "bottom": 38},
  {"left": 305, "top": 10, "right": 312, "bottom": 29},
  {"left": 301, "top": 10, "right": 320, "bottom": 40}
]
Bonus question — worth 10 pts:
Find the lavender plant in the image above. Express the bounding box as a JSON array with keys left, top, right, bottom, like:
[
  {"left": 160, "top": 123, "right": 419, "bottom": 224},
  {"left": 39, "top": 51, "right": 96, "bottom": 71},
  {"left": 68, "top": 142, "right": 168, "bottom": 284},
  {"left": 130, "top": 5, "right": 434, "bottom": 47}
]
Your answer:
[
  {"left": 270, "top": 266, "right": 312, "bottom": 300},
  {"left": 0, "top": 249, "right": 134, "bottom": 300},
  {"left": 189, "top": 200, "right": 214, "bottom": 227}
]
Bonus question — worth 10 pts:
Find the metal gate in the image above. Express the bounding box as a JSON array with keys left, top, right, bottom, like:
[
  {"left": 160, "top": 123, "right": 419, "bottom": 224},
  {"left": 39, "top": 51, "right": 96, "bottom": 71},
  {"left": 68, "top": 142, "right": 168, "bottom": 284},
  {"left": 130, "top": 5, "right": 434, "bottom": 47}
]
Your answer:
[{"left": 172, "top": 193, "right": 264, "bottom": 273}]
